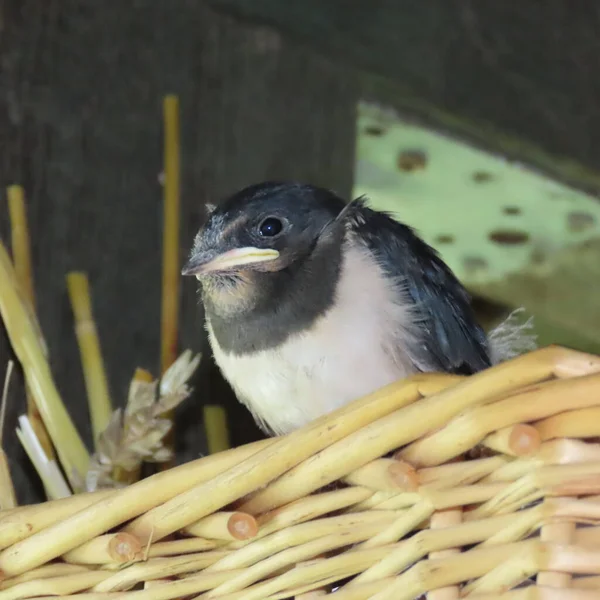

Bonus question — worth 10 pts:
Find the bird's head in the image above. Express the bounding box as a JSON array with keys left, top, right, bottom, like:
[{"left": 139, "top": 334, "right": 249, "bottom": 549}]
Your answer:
[{"left": 182, "top": 182, "right": 350, "bottom": 317}]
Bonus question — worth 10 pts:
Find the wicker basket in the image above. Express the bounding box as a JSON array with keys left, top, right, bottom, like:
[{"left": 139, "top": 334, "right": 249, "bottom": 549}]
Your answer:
[{"left": 1, "top": 345, "right": 600, "bottom": 600}]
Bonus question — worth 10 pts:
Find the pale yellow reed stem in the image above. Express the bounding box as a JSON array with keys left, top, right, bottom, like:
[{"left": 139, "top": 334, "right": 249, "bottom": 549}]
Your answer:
[
  {"left": 20, "top": 595, "right": 119, "bottom": 600},
  {"left": 328, "top": 579, "right": 392, "bottom": 600},
  {"left": 0, "top": 570, "right": 110, "bottom": 600},
  {"left": 462, "top": 542, "right": 541, "bottom": 595},
  {"left": 6, "top": 186, "right": 35, "bottom": 306},
  {"left": 351, "top": 510, "right": 528, "bottom": 587},
  {"left": 490, "top": 440, "right": 600, "bottom": 488},
  {"left": 358, "top": 482, "right": 508, "bottom": 513},
  {"left": 0, "top": 439, "right": 272, "bottom": 576},
  {"left": 144, "top": 579, "right": 174, "bottom": 589},
  {"left": 400, "top": 372, "right": 600, "bottom": 467},
  {"left": 255, "top": 487, "right": 373, "bottom": 540},
  {"left": 573, "top": 575, "right": 600, "bottom": 589},
  {"left": 370, "top": 541, "right": 536, "bottom": 600},
  {"left": 207, "top": 512, "right": 399, "bottom": 573},
  {"left": 350, "top": 458, "right": 505, "bottom": 511},
  {"left": 342, "top": 458, "right": 417, "bottom": 492},
  {"left": 214, "top": 545, "right": 394, "bottom": 600},
  {"left": 92, "top": 551, "right": 230, "bottom": 593},
  {"left": 293, "top": 558, "right": 328, "bottom": 599},
  {"left": 123, "top": 375, "right": 452, "bottom": 545},
  {"left": 468, "top": 540, "right": 600, "bottom": 596},
  {"left": 100, "top": 569, "right": 243, "bottom": 600},
  {"left": 481, "top": 424, "right": 540, "bottom": 457},
  {"left": 574, "top": 525, "right": 600, "bottom": 547},
  {"left": 62, "top": 533, "right": 143, "bottom": 565},
  {"left": 416, "top": 456, "right": 509, "bottom": 490},
  {"left": 182, "top": 511, "right": 258, "bottom": 541},
  {"left": 358, "top": 501, "right": 434, "bottom": 549},
  {"left": 468, "top": 588, "right": 600, "bottom": 600},
  {"left": 469, "top": 463, "right": 600, "bottom": 520},
  {"left": 427, "top": 508, "right": 463, "bottom": 600},
  {"left": 0, "top": 241, "right": 89, "bottom": 490},
  {"left": 7, "top": 184, "right": 55, "bottom": 462},
  {"left": 0, "top": 449, "right": 16, "bottom": 511},
  {"left": 208, "top": 520, "right": 395, "bottom": 597},
  {"left": 537, "top": 502, "right": 575, "bottom": 588},
  {"left": 223, "top": 542, "right": 539, "bottom": 600},
  {"left": 66, "top": 272, "right": 112, "bottom": 447},
  {"left": 0, "top": 363, "right": 17, "bottom": 510},
  {"left": 147, "top": 538, "right": 220, "bottom": 557},
  {"left": 241, "top": 347, "right": 599, "bottom": 516},
  {"left": 0, "top": 563, "right": 89, "bottom": 591},
  {"left": 204, "top": 404, "right": 230, "bottom": 454},
  {"left": 239, "top": 375, "right": 473, "bottom": 515},
  {"left": 0, "top": 489, "right": 113, "bottom": 550},
  {"left": 535, "top": 407, "right": 600, "bottom": 441},
  {"left": 295, "top": 590, "right": 326, "bottom": 599}
]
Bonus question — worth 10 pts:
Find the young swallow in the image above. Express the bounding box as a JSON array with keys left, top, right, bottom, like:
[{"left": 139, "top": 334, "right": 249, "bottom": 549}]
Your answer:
[{"left": 183, "top": 182, "right": 533, "bottom": 435}]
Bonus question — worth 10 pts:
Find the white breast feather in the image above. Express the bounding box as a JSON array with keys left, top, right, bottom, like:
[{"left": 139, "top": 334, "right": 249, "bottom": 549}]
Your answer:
[{"left": 207, "top": 243, "right": 420, "bottom": 435}]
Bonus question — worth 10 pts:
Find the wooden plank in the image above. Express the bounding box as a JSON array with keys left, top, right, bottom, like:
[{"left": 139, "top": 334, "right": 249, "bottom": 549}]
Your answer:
[{"left": 0, "top": 0, "right": 356, "bottom": 503}]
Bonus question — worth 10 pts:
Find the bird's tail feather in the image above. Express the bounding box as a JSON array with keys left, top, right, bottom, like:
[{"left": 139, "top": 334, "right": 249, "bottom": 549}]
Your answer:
[{"left": 487, "top": 308, "right": 538, "bottom": 364}]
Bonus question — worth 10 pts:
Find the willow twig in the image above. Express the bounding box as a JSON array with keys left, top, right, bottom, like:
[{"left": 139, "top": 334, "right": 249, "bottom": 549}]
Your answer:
[
  {"left": 206, "top": 512, "right": 399, "bottom": 573},
  {"left": 62, "top": 533, "right": 142, "bottom": 565},
  {"left": 0, "top": 570, "right": 109, "bottom": 600},
  {"left": 0, "top": 563, "right": 89, "bottom": 591},
  {"left": 123, "top": 375, "right": 452, "bottom": 545},
  {"left": 0, "top": 490, "right": 113, "bottom": 550},
  {"left": 92, "top": 551, "right": 230, "bottom": 593},
  {"left": 481, "top": 424, "right": 540, "bottom": 457},
  {"left": 535, "top": 407, "right": 600, "bottom": 441},
  {"left": 400, "top": 372, "right": 600, "bottom": 467},
  {"left": 0, "top": 439, "right": 272, "bottom": 576},
  {"left": 182, "top": 511, "right": 258, "bottom": 541},
  {"left": 426, "top": 508, "right": 463, "bottom": 600}
]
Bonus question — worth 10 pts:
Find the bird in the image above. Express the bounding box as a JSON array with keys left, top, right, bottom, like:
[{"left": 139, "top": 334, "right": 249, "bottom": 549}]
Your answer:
[{"left": 182, "top": 181, "right": 535, "bottom": 436}]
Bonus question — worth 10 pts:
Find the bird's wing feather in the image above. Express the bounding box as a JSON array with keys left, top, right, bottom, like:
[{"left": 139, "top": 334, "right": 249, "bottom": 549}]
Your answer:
[{"left": 345, "top": 198, "right": 491, "bottom": 374}]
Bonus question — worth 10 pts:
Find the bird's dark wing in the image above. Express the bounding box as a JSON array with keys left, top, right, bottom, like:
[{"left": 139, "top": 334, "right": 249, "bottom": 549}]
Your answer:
[{"left": 346, "top": 199, "right": 491, "bottom": 375}]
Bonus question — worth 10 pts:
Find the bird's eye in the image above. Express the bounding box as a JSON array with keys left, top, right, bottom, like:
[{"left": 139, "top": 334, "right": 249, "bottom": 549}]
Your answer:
[{"left": 258, "top": 217, "right": 283, "bottom": 237}]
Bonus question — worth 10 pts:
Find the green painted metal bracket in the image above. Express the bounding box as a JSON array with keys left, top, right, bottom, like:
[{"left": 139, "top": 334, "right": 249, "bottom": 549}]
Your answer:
[{"left": 354, "top": 103, "right": 600, "bottom": 347}]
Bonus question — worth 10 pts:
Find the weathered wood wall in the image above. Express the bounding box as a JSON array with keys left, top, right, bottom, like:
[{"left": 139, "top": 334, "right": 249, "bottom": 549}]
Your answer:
[
  {"left": 0, "top": 0, "right": 356, "bottom": 503},
  {"left": 209, "top": 0, "right": 600, "bottom": 193}
]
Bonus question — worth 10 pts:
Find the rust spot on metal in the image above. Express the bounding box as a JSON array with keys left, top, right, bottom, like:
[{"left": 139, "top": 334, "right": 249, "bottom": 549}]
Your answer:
[
  {"left": 489, "top": 229, "right": 530, "bottom": 246},
  {"left": 472, "top": 171, "right": 494, "bottom": 183},
  {"left": 434, "top": 234, "right": 455, "bottom": 245},
  {"left": 364, "top": 125, "right": 385, "bottom": 136},
  {"left": 503, "top": 206, "right": 522, "bottom": 216},
  {"left": 397, "top": 149, "right": 427, "bottom": 172},
  {"left": 463, "top": 256, "right": 488, "bottom": 273},
  {"left": 567, "top": 211, "right": 595, "bottom": 232}
]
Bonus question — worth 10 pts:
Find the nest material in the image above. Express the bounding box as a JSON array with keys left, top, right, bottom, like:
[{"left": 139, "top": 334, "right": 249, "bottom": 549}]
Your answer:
[{"left": 1, "top": 346, "right": 600, "bottom": 600}]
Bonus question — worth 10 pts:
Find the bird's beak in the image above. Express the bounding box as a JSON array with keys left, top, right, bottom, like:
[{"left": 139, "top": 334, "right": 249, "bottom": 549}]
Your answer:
[{"left": 181, "top": 247, "right": 280, "bottom": 277}]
